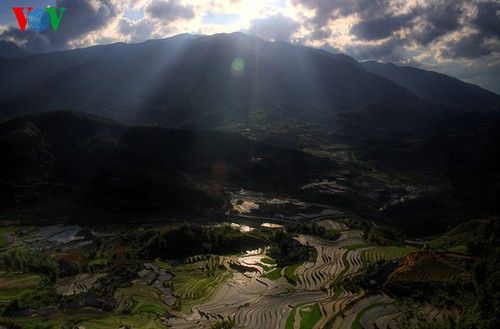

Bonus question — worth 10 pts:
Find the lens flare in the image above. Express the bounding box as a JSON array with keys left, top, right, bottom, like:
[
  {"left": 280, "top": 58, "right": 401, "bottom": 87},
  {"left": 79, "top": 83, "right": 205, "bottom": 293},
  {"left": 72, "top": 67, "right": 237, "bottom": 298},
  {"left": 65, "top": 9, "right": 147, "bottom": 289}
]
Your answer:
[{"left": 231, "top": 57, "right": 245, "bottom": 77}]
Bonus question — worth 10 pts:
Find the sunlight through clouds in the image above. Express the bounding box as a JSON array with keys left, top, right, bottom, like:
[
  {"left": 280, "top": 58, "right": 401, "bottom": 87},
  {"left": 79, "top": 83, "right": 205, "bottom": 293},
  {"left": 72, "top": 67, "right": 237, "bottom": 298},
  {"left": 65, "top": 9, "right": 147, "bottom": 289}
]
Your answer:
[{"left": 0, "top": 0, "right": 498, "bottom": 93}]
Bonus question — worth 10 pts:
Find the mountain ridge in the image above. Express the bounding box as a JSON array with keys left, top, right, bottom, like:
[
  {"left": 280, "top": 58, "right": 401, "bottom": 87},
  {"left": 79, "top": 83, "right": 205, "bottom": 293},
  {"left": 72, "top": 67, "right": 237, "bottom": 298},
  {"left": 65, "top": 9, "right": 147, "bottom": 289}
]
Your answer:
[
  {"left": 0, "top": 40, "right": 27, "bottom": 59},
  {"left": 0, "top": 32, "right": 497, "bottom": 127},
  {"left": 361, "top": 60, "right": 500, "bottom": 110}
]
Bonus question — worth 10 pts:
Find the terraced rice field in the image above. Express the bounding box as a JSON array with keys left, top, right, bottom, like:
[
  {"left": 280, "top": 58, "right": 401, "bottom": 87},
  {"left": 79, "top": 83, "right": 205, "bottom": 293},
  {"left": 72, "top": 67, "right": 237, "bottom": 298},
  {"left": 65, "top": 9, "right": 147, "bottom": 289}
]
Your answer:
[
  {"left": 115, "top": 284, "right": 169, "bottom": 314},
  {"left": 171, "top": 269, "right": 232, "bottom": 311},
  {"left": 183, "top": 255, "right": 225, "bottom": 270},
  {"left": 334, "top": 230, "right": 366, "bottom": 248},
  {"left": 196, "top": 272, "right": 332, "bottom": 329},
  {"left": 0, "top": 222, "right": 415, "bottom": 329},
  {"left": 57, "top": 273, "right": 106, "bottom": 296},
  {"left": 422, "top": 303, "right": 460, "bottom": 323},
  {"left": 316, "top": 220, "right": 348, "bottom": 231},
  {"left": 309, "top": 288, "right": 358, "bottom": 329},
  {"left": 0, "top": 222, "right": 425, "bottom": 329},
  {"left": 364, "top": 246, "right": 417, "bottom": 264},
  {"left": 294, "top": 234, "right": 364, "bottom": 290},
  {"left": 359, "top": 303, "right": 400, "bottom": 329},
  {"left": 0, "top": 226, "right": 17, "bottom": 248},
  {"left": 352, "top": 302, "right": 460, "bottom": 329},
  {"left": 331, "top": 294, "right": 393, "bottom": 329},
  {"left": 0, "top": 273, "right": 43, "bottom": 306},
  {"left": 0, "top": 215, "right": 470, "bottom": 329},
  {"left": 191, "top": 227, "right": 372, "bottom": 328},
  {"left": 391, "top": 255, "right": 470, "bottom": 282},
  {"left": 3, "top": 304, "right": 169, "bottom": 329},
  {"left": 373, "top": 310, "right": 401, "bottom": 329},
  {"left": 77, "top": 313, "right": 166, "bottom": 329},
  {"left": 298, "top": 303, "right": 321, "bottom": 329}
]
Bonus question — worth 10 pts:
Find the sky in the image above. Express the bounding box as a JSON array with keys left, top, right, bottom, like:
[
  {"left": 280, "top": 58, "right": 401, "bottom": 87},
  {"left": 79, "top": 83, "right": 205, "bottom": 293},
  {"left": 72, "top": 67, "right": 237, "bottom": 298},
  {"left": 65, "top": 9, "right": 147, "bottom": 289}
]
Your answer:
[{"left": 1, "top": 0, "right": 499, "bottom": 94}]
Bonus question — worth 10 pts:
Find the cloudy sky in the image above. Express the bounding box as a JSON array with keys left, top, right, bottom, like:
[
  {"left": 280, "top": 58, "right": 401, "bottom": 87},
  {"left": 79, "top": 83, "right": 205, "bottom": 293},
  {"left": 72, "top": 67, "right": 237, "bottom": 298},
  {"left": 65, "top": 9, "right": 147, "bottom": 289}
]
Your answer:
[{"left": 1, "top": 0, "right": 499, "bottom": 94}]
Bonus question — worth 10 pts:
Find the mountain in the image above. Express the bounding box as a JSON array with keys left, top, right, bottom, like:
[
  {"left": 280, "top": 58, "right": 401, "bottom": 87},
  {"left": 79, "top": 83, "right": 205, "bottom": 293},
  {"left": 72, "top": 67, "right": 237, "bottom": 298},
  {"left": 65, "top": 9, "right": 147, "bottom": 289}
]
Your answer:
[
  {"left": 0, "top": 33, "right": 421, "bottom": 125},
  {"left": 0, "top": 33, "right": 496, "bottom": 128},
  {"left": 1, "top": 33, "right": 499, "bottom": 228},
  {"left": 0, "top": 40, "right": 27, "bottom": 59},
  {"left": 0, "top": 111, "right": 329, "bottom": 221},
  {"left": 361, "top": 61, "right": 500, "bottom": 111}
]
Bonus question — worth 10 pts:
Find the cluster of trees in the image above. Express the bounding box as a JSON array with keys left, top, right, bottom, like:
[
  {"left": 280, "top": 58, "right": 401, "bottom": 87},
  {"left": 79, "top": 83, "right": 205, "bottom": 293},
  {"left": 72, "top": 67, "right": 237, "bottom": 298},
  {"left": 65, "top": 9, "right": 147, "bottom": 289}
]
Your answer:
[
  {"left": 390, "top": 219, "right": 500, "bottom": 328},
  {"left": 287, "top": 223, "right": 324, "bottom": 237},
  {"left": 365, "top": 226, "right": 403, "bottom": 246},
  {"left": 140, "top": 225, "right": 229, "bottom": 259},
  {"left": 269, "top": 231, "right": 316, "bottom": 266},
  {"left": 3, "top": 286, "right": 58, "bottom": 315},
  {"left": 2, "top": 250, "right": 59, "bottom": 282},
  {"left": 135, "top": 224, "right": 266, "bottom": 260},
  {"left": 285, "top": 222, "right": 342, "bottom": 241}
]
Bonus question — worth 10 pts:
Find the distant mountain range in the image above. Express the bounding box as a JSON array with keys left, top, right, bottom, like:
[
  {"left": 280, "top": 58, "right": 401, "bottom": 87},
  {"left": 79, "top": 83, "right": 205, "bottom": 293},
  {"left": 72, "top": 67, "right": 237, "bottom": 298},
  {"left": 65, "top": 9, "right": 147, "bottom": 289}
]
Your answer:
[
  {"left": 361, "top": 61, "right": 499, "bottom": 111},
  {"left": 0, "top": 111, "right": 330, "bottom": 220},
  {"left": 1, "top": 33, "right": 499, "bottom": 229},
  {"left": 0, "top": 40, "right": 27, "bottom": 59},
  {"left": 0, "top": 33, "right": 497, "bottom": 127}
]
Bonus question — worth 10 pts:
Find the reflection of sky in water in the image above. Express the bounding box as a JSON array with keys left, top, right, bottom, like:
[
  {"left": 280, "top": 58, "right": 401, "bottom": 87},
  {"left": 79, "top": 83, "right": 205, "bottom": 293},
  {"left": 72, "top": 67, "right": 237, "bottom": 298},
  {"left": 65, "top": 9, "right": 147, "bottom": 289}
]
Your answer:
[
  {"left": 49, "top": 226, "right": 83, "bottom": 242},
  {"left": 27, "top": 225, "right": 85, "bottom": 250}
]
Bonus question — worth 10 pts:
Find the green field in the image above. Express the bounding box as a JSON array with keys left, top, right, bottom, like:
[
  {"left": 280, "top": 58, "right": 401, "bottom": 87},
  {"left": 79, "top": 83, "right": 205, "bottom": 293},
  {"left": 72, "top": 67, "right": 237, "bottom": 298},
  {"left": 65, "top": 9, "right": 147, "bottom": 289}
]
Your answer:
[
  {"left": 262, "top": 268, "right": 282, "bottom": 280},
  {"left": 115, "top": 285, "right": 168, "bottom": 314},
  {"left": 303, "top": 148, "right": 337, "bottom": 158},
  {"left": 286, "top": 303, "right": 304, "bottom": 329},
  {"left": 325, "top": 228, "right": 341, "bottom": 239},
  {"left": 0, "top": 274, "right": 43, "bottom": 307},
  {"left": 332, "top": 251, "right": 349, "bottom": 286},
  {"left": 284, "top": 263, "right": 302, "bottom": 285},
  {"left": 352, "top": 302, "right": 388, "bottom": 329},
  {"left": 299, "top": 304, "right": 321, "bottom": 329},
  {"left": 155, "top": 258, "right": 174, "bottom": 270},
  {"left": 0, "top": 227, "right": 17, "bottom": 247},
  {"left": 343, "top": 243, "right": 372, "bottom": 251},
  {"left": 170, "top": 269, "right": 231, "bottom": 312},
  {"left": 260, "top": 257, "right": 276, "bottom": 265},
  {"left": 88, "top": 258, "right": 109, "bottom": 266}
]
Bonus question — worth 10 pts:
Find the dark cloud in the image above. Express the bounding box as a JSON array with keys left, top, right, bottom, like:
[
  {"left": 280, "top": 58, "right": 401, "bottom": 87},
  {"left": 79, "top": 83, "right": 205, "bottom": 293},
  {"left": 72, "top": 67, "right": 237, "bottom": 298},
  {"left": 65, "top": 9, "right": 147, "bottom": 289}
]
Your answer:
[
  {"left": 474, "top": 1, "right": 500, "bottom": 38},
  {"left": 248, "top": 14, "right": 299, "bottom": 41},
  {"left": 344, "top": 38, "right": 403, "bottom": 61},
  {"left": 118, "top": 18, "right": 154, "bottom": 43},
  {"left": 293, "top": 0, "right": 389, "bottom": 28},
  {"left": 433, "top": 1, "right": 500, "bottom": 60},
  {"left": 309, "top": 28, "right": 332, "bottom": 40},
  {"left": 49, "top": 0, "right": 116, "bottom": 48},
  {"left": 412, "top": 0, "right": 463, "bottom": 45},
  {"left": 300, "top": 0, "right": 498, "bottom": 64},
  {"left": 0, "top": 0, "right": 117, "bottom": 53},
  {"left": 145, "top": 0, "right": 195, "bottom": 21},
  {"left": 350, "top": 14, "right": 414, "bottom": 41},
  {"left": 297, "top": 0, "right": 474, "bottom": 47},
  {"left": 442, "top": 33, "right": 495, "bottom": 59},
  {"left": 0, "top": 29, "right": 52, "bottom": 53}
]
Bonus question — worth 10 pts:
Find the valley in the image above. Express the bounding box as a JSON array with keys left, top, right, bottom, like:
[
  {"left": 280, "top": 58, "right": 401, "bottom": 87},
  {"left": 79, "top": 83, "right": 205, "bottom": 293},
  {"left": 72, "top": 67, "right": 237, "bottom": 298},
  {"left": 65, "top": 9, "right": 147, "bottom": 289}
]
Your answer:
[
  {"left": 0, "top": 108, "right": 498, "bottom": 328},
  {"left": 0, "top": 188, "right": 491, "bottom": 328},
  {"left": 0, "top": 31, "right": 498, "bottom": 329}
]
